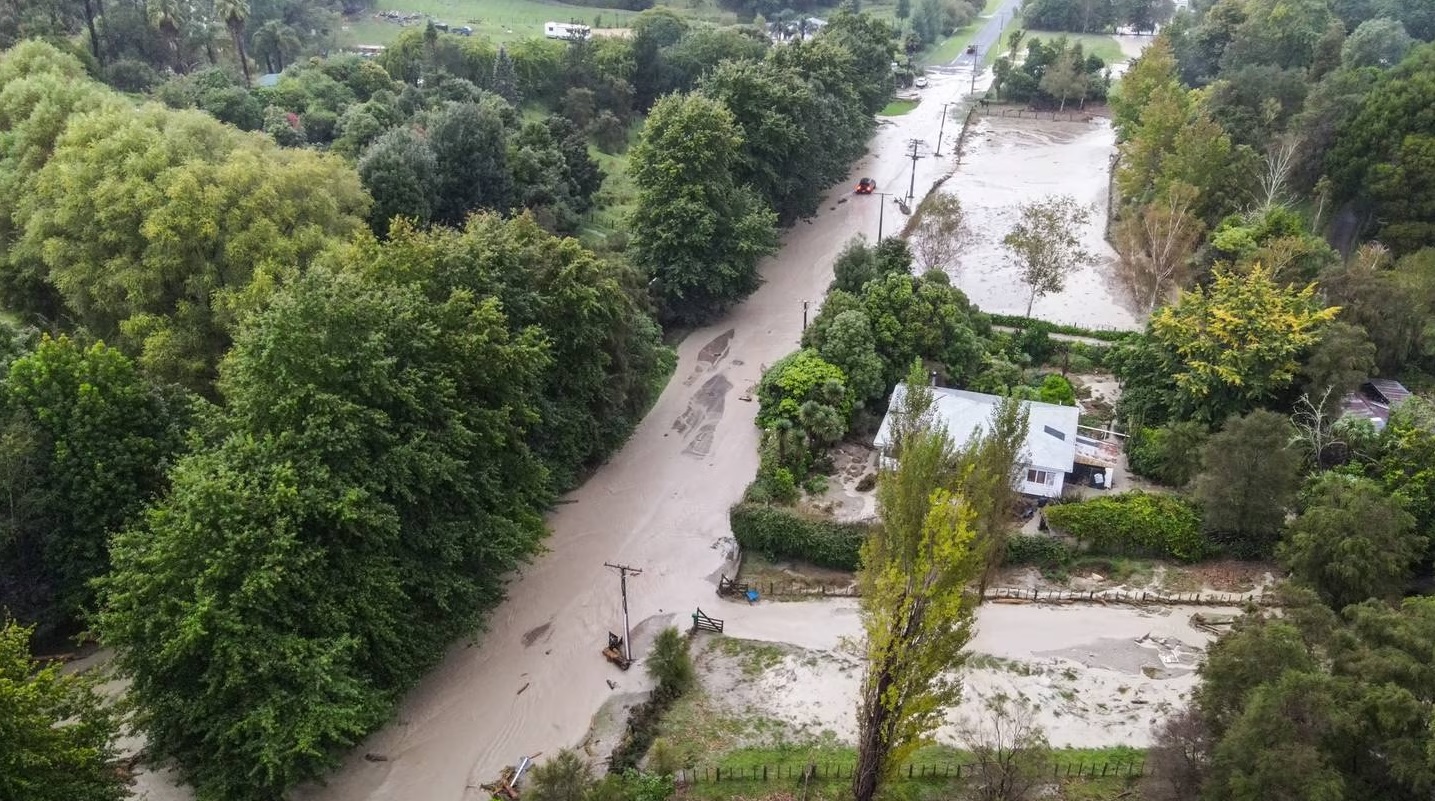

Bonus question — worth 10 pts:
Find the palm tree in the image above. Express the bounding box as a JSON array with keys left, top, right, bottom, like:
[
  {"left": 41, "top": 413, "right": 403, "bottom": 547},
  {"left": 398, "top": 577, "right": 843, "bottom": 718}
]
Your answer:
[
  {"left": 147, "top": 0, "right": 185, "bottom": 73},
  {"left": 216, "top": 0, "right": 251, "bottom": 84},
  {"left": 251, "top": 19, "right": 300, "bottom": 73}
]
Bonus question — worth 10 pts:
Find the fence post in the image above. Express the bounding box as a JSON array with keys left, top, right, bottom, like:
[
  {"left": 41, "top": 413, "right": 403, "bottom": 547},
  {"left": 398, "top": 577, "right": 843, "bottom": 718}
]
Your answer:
[{"left": 763, "top": 765, "right": 768, "bottom": 781}]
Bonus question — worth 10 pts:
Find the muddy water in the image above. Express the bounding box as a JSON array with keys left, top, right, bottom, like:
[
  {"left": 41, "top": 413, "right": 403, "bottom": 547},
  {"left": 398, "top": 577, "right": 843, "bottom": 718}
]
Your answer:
[{"left": 940, "top": 116, "right": 1145, "bottom": 331}]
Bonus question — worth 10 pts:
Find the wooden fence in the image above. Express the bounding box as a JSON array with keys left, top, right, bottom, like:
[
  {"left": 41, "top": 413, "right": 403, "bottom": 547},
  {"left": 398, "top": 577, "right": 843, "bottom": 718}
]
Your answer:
[
  {"left": 722, "top": 579, "right": 1267, "bottom": 607},
  {"left": 987, "top": 108, "right": 1096, "bottom": 122},
  {"left": 675, "top": 758, "right": 1145, "bottom": 785}
]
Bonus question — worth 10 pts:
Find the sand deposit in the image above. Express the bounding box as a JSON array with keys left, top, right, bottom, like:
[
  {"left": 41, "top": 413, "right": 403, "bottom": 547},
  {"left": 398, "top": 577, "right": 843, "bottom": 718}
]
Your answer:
[
  {"left": 939, "top": 116, "right": 1144, "bottom": 331},
  {"left": 709, "top": 598, "right": 1234, "bottom": 748}
]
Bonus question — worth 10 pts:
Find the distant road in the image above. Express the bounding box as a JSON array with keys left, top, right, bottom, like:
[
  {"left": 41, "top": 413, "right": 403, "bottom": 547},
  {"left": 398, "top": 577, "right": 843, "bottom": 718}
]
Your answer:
[{"left": 944, "top": 0, "right": 1023, "bottom": 71}]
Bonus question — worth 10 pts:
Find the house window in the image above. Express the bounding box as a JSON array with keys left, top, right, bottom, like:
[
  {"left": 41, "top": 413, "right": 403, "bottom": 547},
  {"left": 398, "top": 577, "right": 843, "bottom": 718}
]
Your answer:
[{"left": 1026, "top": 468, "right": 1054, "bottom": 485}]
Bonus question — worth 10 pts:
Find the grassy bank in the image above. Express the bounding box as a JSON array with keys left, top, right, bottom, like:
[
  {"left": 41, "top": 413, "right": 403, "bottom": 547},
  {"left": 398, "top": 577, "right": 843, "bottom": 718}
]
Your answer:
[
  {"left": 1025, "top": 29, "right": 1126, "bottom": 64},
  {"left": 880, "top": 97, "right": 920, "bottom": 116},
  {"left": 918, "top": 0, "right": 1006, "bottom": 65},
  {"left": 582, "top": 117, "right": 645, "bottom": 246}
]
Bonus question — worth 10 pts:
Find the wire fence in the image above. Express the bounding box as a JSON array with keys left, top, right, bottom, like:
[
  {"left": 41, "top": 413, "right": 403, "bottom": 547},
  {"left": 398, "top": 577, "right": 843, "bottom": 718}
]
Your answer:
[{"left": 675, "top": 758, "right": 1146, "bottom": 785}]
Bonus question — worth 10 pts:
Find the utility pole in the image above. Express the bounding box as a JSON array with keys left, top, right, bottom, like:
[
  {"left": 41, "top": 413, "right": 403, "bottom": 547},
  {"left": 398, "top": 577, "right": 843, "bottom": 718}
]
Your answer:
[
  {"left": 906, "top": 139, "right": 924, "bottom": 201},
  {"left": 934, "top": 101, "right": 953, "bottom": 156},
  {"left": 874, "top": 191, "right": 894, "bottom": 239},
  {"left": 604, "top": 562, "right": 642, "bottom": 664},
  {"left": 802, "top": 300, "right": 810, "bottom": 331},
  {"left": 971, "top": 47, "right": 979, "bottom": 94}
]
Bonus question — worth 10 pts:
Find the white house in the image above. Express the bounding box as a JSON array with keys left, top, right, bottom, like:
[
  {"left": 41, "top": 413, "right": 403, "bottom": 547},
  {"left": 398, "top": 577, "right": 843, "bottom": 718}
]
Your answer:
[{"left": 873, "top": 385, "right": 1085, "bottom": 499}]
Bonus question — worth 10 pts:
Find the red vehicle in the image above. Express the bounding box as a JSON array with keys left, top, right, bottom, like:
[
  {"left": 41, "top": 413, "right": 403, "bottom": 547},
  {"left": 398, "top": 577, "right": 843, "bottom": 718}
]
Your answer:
[{"left": 855, "top": 177, "right": 876, "bottom": 194}]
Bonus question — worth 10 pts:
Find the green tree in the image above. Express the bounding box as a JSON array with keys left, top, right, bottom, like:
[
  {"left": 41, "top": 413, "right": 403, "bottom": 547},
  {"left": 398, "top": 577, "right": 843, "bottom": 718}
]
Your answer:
[
  {"left": 343, "top": 214, "right": 669, "bottom": 488},
  {"left": 250, "top": 19, "right": 299, "bottom": 73},
  {"left": 853, "top": 365, "right": 985, "bottom": 801},
  {"left": 1036, "top": 374, "right": 1076, "bottom": 405},
  {"left": 527, "top": 749, "right": 594, "bottom": 801},
  {"left": 896, "top": 0, "right": 912, "bottom": 22},
  {"left": 1220, "top": 0, "right": 1335, "bottom": 70},
  {"left": 818, "top": 310, "right": 886, "bottom": 404},
  {"left": 1002, "top": 195, "right": 1096, "bottom": 317},
  {"left": 1280, "top": 474, "right": 1423, "bottom": 609},
  {"left": 1112, "top": 33, "right": 1181, "bottom": 140},
  {"left": 493, "top": 44, "right": 520, "bottom": 105},
  {"left": 0, "top": 335, "right": 185, "bottom": 623},
  {"left": 98, "top": 267, "right": 553, "bottom": 801},
  {"left": 1203, "top": 671, "right": 1347, "bottom": 801},
  {"left": 757, "top": 349, "right": 851, "bottom": 437},
  {"left": 830, "top": 236, "right": 914, "bottom": 295},
  {"left": 910, "top": 192, "right": 972, "bottom": 273},
  {"left": 358, "top": 126, "right": 437, "bottom": 232},
  {"left": 216, "top": 0, "right": 250, "bottom": 84},
  {"left": 1328, "top": 43, "right": 1435, "bottom": 254},
  {"left": 0, "top": 618, "right": 125, "bottom": 801},
  {"left": 1299, "top": 321, "right": 1375, "bottom": 402},
  {"left": 1127, "top": 421, "right": 1207, "bottom": 487},
  {"left": 628, "top": 92, "right": 778, "bottom": 324},
  {"left": 1038, "top": 47, "right": 1088, "bottom": 111},
  {"left": 1374, "top": 397, "right": 1435, "bottom": 537},
  {"left": 1193, "top": 409, "right": 1303, "bottom": 556},
  {"left": 1340, "top": 17, "right": 1413, "bottom": 69},
  {"left": 426, "top": 100, "right": 512, "bottom": 225},
  {"left": 647, "top": 627, "right": 695, "bottom": 699},
  {"left": 1149, "top": 265, "right": 1339, "bottom": 424},
  {"left": 12, "top": 97, "right": 368, "bottom": 390}
]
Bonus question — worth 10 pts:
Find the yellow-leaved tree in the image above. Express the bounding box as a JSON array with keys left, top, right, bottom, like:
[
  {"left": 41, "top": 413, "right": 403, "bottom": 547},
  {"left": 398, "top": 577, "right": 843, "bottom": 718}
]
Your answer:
[
  {"left": 853, "top": 364, "right": 1027, "bottom": 801},
  {"left": 1151, "top": 263, "right": 1339, "bottom": 424}
]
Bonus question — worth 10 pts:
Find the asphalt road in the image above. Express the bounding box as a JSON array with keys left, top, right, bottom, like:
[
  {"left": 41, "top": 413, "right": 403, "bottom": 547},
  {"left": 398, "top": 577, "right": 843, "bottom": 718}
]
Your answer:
[{"left": 940, "top": 0, "right": 1024, "bottom": 71}]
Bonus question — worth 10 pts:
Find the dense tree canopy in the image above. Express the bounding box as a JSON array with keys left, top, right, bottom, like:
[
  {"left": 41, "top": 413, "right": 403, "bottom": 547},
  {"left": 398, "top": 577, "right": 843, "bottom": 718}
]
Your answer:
[
  {"left": 628, "top": 92, "right": 777, "bottom": 324},
  {"left": 0, "top": 619, "right": 125, "bottom": 801}
]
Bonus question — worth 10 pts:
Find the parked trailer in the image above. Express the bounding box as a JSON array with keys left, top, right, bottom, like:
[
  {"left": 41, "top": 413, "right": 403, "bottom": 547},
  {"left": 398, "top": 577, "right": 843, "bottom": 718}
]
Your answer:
[{"left": 544, "top": 21, "right": 591, "bottom": 40}]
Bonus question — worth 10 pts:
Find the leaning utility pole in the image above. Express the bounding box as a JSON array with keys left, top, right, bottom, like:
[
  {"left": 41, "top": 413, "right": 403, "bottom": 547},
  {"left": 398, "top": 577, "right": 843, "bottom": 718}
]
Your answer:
[
  {"left": 934, "top": 101, "right": 954, "bottom": 157},
  {"left": 971, "top": 48, "right": 979, "bottom": 94},
  {"left": 906, "top": 139, "right": 924, "bottom": 201},
  {"left": 604, "top": 562, "right": 642, "bottom": 664}
]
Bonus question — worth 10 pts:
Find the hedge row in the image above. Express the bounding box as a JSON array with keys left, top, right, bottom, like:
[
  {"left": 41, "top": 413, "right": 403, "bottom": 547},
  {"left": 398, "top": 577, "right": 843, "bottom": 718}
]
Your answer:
[
  {"left": 1004, "top": 534, "right": 1077, "bottom": 568},
  {"left": 1043, "top": 491, "right": 1213, "bottom": 562},
  {"left": 729, "top": 503, "right": 871, "bottom": 571},
  {"left": 987, "top": 313, "right": 1137, "bottom": 343}
]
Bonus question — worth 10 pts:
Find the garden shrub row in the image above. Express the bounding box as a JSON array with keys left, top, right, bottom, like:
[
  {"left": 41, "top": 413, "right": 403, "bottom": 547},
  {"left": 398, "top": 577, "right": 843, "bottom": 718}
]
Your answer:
[
  {"left": 987, "top": 313, "right": 1137, "bottom": 343},
  {"left": 1003, "top": 534, "right": 1077, "bottom": 568},
  {"left": 729, "top": 502, "right": 871, "bottom": 571},
  {"left": 1043, "top": 491, "right": 1214, "bottom": 562}
]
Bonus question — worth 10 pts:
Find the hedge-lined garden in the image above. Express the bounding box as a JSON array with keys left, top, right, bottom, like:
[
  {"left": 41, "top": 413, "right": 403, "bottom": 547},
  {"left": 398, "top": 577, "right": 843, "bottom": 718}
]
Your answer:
[
  {"left": 1043, "top": 491, "right": 1213, "bottom": 562},
  {"left": 729, "top": 503, "right": 872, "bottom": 571}
]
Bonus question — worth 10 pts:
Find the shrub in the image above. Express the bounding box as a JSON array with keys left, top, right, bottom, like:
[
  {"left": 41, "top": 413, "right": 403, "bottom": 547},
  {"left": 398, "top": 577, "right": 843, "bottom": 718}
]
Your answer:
[
  {"left": 1004, "top": 534, "right": 1076, "bottom": 568},
  {"left": 729, "top": 503, "right": 870, "bottom": 570},
  {"left": 1044, "top": 491, "right": 1213, "bottom": 562},
  {"left": 646, "top": 627, "right": 695, "bottom": 701},
  {"left": 1127, "top": 422, "right": 1208, "bottom": 487},
  {"left": 527, "top": 749, "right": 593, "bottom": 801}
]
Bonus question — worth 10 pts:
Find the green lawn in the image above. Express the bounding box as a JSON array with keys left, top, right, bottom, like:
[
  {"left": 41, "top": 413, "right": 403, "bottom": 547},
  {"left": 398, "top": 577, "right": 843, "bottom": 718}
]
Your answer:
[
  {"left": 880, "top": 98, "right": 920, "bottom": 116},
  {"left": 984, "top": 15, "right": 1028, "bottom": 66},
  {"left": 580, "top": 116, "right": 645, "bottom": 247},
  {"left": 1024, "top": 29, "right": 1128, "bottom": 64},
  {"left": 335, "top": 0, "right": 708, "bottom": 47}
]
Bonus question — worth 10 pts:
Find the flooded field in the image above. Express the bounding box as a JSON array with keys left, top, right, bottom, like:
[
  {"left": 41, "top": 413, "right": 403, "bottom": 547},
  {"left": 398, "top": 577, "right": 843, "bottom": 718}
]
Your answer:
[
  {"left": 940, "top": 115, "right": 1145, "bottom": 332},
  {"left": 704, "top": 597, "right": 1231, "bottom": 748}
]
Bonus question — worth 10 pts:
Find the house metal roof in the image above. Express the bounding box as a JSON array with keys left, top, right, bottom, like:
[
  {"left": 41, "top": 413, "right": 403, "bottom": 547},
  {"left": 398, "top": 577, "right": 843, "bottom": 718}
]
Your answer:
[{"left": 874, "top": 384, "right": 1080, "bottom": 472}]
